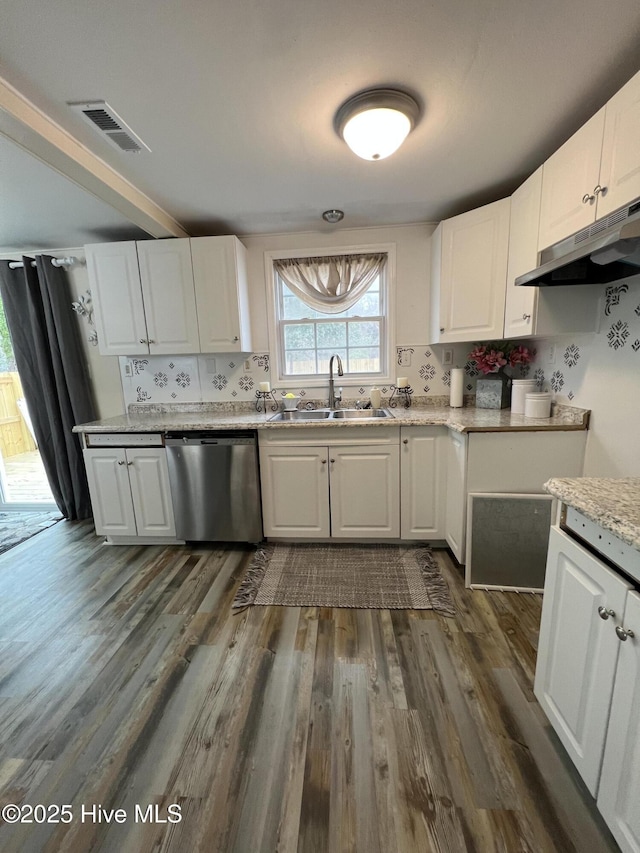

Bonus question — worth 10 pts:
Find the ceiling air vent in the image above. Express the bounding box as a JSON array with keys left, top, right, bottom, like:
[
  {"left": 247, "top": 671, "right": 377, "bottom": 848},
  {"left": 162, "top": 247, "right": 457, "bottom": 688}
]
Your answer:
[{"left": 67, "top": 101, "right": 151, "bottom": 153}]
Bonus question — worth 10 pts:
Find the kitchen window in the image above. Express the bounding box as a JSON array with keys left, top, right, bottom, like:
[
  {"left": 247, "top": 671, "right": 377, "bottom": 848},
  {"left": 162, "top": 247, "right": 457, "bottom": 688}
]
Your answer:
[{"left": 267, "top": 246, "right": 394, "bottom": 385}]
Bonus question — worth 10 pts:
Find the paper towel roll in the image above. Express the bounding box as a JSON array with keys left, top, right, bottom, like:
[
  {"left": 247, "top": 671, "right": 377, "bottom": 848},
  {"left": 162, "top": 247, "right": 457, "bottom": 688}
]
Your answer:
[{"left": 450, "top": 368, "right": 464, "bottom": 408}]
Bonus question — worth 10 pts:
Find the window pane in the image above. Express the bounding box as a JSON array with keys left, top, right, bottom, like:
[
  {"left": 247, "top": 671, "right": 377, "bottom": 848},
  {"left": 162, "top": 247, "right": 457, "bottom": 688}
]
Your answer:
[
  {"left": 285, "top": 349, "right": 317, "bottom": 374},
  {"left": 282, "top": 297, "right": 314, "bottom": 320},
  {"left": 317, "top": 349, "right": 347, "bottom": 374},
  {"left": 316, "top": 322, "right": 346, "bottom": 349},
  {"left": 347, "top": 321, "right": 380, "bottom": 347},
  {"left": 348, "top": 347, "right": 380, "bottom": 373},
  {"left": 345, "top": 292, "right": 380, "bottom": 317},
  {"left": 284, "top": 323, "right": 315, "bottom": 349}
]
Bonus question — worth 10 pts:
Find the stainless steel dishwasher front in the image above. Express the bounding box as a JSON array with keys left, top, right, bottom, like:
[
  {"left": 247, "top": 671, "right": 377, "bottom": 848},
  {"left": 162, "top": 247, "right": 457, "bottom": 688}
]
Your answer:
[{"left": 165, "top": 431, "right": 263, "bottom": 542}]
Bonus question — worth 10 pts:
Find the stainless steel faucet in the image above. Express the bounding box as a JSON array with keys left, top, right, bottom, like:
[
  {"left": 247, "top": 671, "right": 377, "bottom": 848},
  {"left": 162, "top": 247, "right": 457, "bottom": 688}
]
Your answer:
[{"left": 328, "top": 354, "right": 344, "bottom": 409}]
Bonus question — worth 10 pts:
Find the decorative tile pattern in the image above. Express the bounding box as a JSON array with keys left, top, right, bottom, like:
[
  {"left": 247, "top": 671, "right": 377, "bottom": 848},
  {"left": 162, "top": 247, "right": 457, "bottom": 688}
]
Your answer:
[
  {"left": 238, "top": 375, "right": 254, "bottom": 391},
  {"left": 568, "top": 391, "right": 574, "bottom": 401},
  {"left": 534, "top": 368, "right": 545, "bottom": 387},
  {"left": 396, "top": 347, "right": 414, "bottom": 365},
  {"left": 550, "top": 371, "right": 564, "bottom": 392},
  {"left": 419, "top": 364, "right": 436, "bottom": 380},
  {"left": 604, "top": 284, "right": 629, "bottom": 316},
  {"left": 136, "top": 387, "right": 151, "bottom": 402},
  {"left": 175, "top": 372, "right": 191, "bottom": 388},
  {"left": 154, "top": 372, "right": 168, "bottom": 388},
  {"left": 563, "top": 344, "right": 580, "bottom": 367},
  {"left": 211, "top": 374, "right": 228, "bottom": 390},
  {"left": 607, "top": 320, "right": 630, "bottom": 350},
  {"left": 252, "top": 355, "right": 270, "bottom": 372},
  {"left": 464, "top": 360, "right": 479, "bottom": 378},
  {"left": 632, "top": 339, "right": 640, "bottom": 353},
  {"left": 442, "top": 370, "right": 451, "bottom": 387},
  {"left": 131, "top": 359, "right": 148, "bottom": 375}
]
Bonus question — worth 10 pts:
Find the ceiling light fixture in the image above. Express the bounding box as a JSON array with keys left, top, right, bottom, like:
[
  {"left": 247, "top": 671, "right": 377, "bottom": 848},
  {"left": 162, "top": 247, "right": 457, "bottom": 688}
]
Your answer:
[
  {"left": 334, "top": 88, "right": 420, "bottom": 161},
  {"left": 322, "top": 209, "right": 344, "bottom": 223}
]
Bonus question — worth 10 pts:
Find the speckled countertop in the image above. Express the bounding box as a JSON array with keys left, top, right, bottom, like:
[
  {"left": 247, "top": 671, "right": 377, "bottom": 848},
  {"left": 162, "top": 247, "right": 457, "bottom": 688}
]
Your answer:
[
  {"left": 73, "top": 403, "right": 589, "bottom": 434},
  {"left": 545, "top": 478, "right": 640, "bottom": 551}
]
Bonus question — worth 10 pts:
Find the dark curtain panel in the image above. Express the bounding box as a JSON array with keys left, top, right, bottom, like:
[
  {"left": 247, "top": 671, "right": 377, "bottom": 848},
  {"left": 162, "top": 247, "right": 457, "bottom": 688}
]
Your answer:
[{"left": 0, "top": 256, "right": 96, "bottom": 519}]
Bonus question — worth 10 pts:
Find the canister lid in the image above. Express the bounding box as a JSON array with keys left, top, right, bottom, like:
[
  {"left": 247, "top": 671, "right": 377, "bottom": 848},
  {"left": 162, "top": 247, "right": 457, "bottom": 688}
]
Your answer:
[
  {"left": 512, "top": 378, "right": 538, "bottom": 385},
  {"left": 525, "top": 391, "right": 551, "bottom": 399}
]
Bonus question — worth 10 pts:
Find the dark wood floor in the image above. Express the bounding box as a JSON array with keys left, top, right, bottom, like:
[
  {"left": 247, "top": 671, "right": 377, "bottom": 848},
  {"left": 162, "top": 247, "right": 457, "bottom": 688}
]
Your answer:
[{"left": 0, "top": 520, "right": 618, "bottom": 852}]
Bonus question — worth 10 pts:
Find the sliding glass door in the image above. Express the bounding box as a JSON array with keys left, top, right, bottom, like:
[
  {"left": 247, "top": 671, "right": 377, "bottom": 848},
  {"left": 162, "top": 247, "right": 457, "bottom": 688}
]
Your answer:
[{"left": 0, "top": 298, "right": 55, "bottom": 510}]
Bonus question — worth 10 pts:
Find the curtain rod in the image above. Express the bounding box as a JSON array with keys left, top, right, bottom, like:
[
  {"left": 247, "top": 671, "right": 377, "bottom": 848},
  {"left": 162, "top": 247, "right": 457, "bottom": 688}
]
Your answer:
[{"left": 7, "top": 256, "right": 82, "bottom": 270}]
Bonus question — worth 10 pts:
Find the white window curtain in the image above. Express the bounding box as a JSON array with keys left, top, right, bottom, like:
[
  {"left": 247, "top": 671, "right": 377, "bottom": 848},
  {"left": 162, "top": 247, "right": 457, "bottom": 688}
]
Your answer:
[{"left": 273, "top": 252, "right": 387, "bottom": 314}]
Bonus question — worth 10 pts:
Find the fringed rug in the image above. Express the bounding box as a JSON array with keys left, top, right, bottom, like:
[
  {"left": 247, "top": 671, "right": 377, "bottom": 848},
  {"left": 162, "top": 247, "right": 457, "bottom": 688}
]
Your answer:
[
  {"left": 0, "top": 511, "right": 63, "bottom": 556},
  {"left": 233, "top": 543, "right": 455, "bottom": 616}
]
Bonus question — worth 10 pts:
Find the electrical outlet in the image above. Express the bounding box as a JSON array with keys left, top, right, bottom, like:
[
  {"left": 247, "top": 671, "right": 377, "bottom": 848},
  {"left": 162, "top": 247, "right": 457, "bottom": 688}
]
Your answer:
[
  {"left": 547, "top": 345, "right": 556, "bottom": 365},
  {"left": 398, "top": 349, "right": 411, "bottom": 366},
  {"left": 442, "top": 348, "right": 454, "bottom": 367},
  {"left": 124, "top": 360, "right": 133, "bottom": 378},
  {"left": 243, "top": 359, "right": 252, "bottom": 372},
  {"left": 206, "top": 357, "right": 217, "bottom": 374}
]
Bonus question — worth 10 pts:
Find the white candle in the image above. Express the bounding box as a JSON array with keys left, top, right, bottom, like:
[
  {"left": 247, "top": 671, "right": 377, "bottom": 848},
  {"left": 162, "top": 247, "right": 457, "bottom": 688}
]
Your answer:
[
  {"left": 396, "top": 377, "right": 409, "bottom": 388},
  {"left": 450, "top": 368, "right": 464, "bottom": 408},
  {"left": 259, "top": 381, "right": 271, "bottom": 393}
]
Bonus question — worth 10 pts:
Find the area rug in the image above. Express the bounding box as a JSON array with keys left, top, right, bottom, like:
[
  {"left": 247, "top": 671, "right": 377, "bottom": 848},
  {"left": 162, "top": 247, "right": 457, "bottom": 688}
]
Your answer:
[
  {"left": 233, "top": 543, "right": 455, "bottom": 616},
  {"left": 0, "top": 511, "right": 63, "bottom": 556}
]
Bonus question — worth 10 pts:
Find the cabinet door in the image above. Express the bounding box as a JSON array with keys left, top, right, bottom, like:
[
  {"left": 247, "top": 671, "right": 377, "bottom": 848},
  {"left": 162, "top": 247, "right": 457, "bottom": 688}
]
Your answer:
[
  {"left": 504, "top": 168, "right": 541, "bottom": 338},
  {"left": 597, "top": 590, "right": 640, "bottom": 853},
  {"left": 83, "top": 448, "right": 137, "bottom": 536},
  {"left": 85, "top": 242, "right": 148, "bottom": 355},
  {"left": 330, "top": 445, "right": 399, "bottom": 538},
  {"left": 136, "top": 239, "right": 200, "bottom": 354},
  {"left": 538, "top": 109, "right": 605, "bottom": 251},
  {"left": 598, "top": 69, "right": 640, "bottom": 218},
  {"left": 259, "top": 445, "right": 330, "bottom": 537},
  {"left": 434, "top": 199, "right": 510, "bottom": 343},
  {"left": 191, "top": 236, "right": 252, "bottom": 352},
  {"left": 445, "top": 431, "right": 467, "bottom": 562},
  {"left": 126, "top": 448, "right": 176, "bottom": 537},
  {"left": 534, "top": 526, "right": 631, "bottom": 796},
  {"left": 400, "top": 427, "right": 446, "bottom": 539}
]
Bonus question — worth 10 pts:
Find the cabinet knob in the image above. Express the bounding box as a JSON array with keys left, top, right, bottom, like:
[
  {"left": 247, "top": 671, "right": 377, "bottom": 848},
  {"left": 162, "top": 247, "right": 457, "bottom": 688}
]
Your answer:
[
  {"left": 330, "top": 458, "right": 335, "bottom": 464},
  {"left": 582, "top": 193, "right": 595, "bottom": 204},
  {"left": 139, "top": 339, "right": 147, "bottom": 344},
  {"left": 615, "top": 626, "right": 635, "bottom": 641},
  {"left": 403, "top": 438, "right": 409, "bottom": 444},
  {"left": 440, "top": 327, "right": 445, "bottom": 333},
  {"left": 593, "top": 184, "right": 607, "bottom": 196},
  {"left": 321, "top": 459, "right": 327, "bottom": 465},
  {"left": 148, "top": 339, "right": 155, "bottom": 344},
  {"left": 233, "top": 336, "right": 239, "bottom": 342},
  {"left": 127, "top": 461, "right": 134, "bottom": 466},
  {"left": 598, "top": 606, "right": 615, "bottom": 620},
  {"left": 117, "top": 460, "right": 125, "bottom": 465},
  {"left": 522, "top": 313, "right": 531, "bottom": 321}
]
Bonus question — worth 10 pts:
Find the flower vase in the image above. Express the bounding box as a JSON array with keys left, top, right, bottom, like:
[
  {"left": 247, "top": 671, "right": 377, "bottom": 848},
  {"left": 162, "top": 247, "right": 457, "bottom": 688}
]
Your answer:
[{"left": 475, "top": 369, "right": 511, "bottom": 409}]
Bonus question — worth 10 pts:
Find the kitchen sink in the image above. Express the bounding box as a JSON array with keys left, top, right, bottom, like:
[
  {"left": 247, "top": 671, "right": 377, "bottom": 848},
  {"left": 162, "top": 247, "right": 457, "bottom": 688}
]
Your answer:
[
  {"left": 268, "top": 408, "right": 393, "bottom": 422},
  {"left": 269, "top": 410, "right": 332, "bottom": 421},
  {"left": 331, "top": 408, "right": 393, "bottom": 419}
]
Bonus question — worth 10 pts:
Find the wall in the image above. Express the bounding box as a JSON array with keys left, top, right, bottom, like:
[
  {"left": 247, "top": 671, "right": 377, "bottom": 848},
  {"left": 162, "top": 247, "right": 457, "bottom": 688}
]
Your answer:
[{"left": 527, "top": 279, "right": 640, "bottom": 477}]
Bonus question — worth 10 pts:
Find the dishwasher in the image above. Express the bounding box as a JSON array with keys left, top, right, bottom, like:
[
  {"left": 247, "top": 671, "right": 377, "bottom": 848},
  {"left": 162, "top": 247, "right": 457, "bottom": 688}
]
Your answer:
[{"left": 165, "top": 431, "right": 263, "bottom": 543}]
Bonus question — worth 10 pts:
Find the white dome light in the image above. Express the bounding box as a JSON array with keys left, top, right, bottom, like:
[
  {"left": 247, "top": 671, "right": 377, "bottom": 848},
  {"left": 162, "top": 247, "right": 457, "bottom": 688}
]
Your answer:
[{"left": 335, "top": 89, "right": 420, "bottom": 161}]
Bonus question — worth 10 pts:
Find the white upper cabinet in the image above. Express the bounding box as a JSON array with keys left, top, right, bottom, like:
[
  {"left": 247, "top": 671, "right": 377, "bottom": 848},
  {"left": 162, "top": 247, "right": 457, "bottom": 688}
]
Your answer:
[
  {"left": 191, "top": 236, "right": 252, "bottom": 353},
  {"left": 504, "top": 168, "right": 599, "bottom": 339},
  {"left": 86, "top": 236, "right": 253, "bottom": 356},
  {"left": 86, "top": 242, "right": 148, "bottom": 356},
  {"left": 87, "top": 239, "right": 200, "bottom": 356},
  {"left": 136, "top": 239, "right": 200, "bottom": 354},
  {"left": 430, "top": 198, "right": 510, "bottom": 344},
  {"left": 538, "top": 69, "right": 640, "bottom": 250}
]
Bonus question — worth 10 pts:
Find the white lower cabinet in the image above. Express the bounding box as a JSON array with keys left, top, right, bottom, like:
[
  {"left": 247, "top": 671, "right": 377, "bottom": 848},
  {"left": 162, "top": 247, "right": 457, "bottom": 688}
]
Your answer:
[
  {"left": 444, "top": 430, "right": 467, "bottom": 561},
  {"left": 84, "top": 447, "right": 176, "bottom": 539},
  {"left": 400, "top": 426, "right": 447, "bottom": 540},
  {"left": 258, "top": 429, "right": 399, "bottom": 539},
  {"left": 535, "top": 525, "right": 640, "bottom": 852}
]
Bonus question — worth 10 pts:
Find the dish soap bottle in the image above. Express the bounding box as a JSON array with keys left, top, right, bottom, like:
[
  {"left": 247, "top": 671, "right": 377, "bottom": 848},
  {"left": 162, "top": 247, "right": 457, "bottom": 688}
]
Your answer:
[{"left": 370, "top": 386, "right": 381, "bottom": 409}]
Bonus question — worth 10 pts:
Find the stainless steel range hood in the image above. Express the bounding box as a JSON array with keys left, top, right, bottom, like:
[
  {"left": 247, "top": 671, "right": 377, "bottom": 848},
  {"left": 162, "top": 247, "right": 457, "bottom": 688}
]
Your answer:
[{"left": 516, "top": 198, "right": 640, "bottom": 286}]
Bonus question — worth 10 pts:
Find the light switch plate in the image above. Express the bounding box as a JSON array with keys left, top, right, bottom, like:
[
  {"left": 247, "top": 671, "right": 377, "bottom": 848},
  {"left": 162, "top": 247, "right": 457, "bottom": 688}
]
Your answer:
[{"left": 442, "top": 348, "right": 454, "bottom": 367}]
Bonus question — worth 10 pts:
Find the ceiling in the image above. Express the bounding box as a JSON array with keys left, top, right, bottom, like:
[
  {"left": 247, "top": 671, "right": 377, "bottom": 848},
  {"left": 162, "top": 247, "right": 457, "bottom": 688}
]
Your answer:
[{"left": 1, "top": 0, "right": 640, "bottom": 252}]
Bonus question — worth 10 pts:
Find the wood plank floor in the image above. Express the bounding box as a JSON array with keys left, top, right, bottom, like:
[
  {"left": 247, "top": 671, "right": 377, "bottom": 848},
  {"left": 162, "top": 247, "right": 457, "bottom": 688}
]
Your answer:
[{"left": 0, "top": 521, "right": 618, "bottom": 852}]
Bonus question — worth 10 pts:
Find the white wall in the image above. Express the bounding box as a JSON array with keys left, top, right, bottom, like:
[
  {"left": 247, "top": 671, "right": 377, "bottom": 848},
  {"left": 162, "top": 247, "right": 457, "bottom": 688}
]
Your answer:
[{"left": 527, "top": 279, "right": 640, "bottom": 477}]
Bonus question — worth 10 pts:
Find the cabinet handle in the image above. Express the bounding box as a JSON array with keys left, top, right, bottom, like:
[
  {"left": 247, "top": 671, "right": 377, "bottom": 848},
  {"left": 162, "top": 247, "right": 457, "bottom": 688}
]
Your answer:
[
  {"left": 615, "top": 626, "right": 635, "bottom": 641},
  {"left": 593, "top": 184, "right": 607, "bottom": 196},
  {"left": 330, "top": 458, "right": 335, "bottom": 464},
  {"left": 598, "top": 606, "right": 616, "bottom": 620},
  {"left": 582, "top": 193, "right": 595, "bottom": 204},
  {"left": 522, "top": 313, "right": 531, "bottom": 321},
  {"left": 321, "top": 459, "right": 327, "bottom": 465},
  {"left": 117, "top": 460, "right": 126, "bottom": 465},
  {"left": 403, "top": 438, "right": 409, "bottom": 444}
]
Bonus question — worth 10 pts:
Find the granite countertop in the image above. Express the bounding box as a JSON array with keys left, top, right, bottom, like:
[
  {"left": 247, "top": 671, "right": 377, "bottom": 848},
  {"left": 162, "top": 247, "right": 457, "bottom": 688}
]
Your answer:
[
  {"left": 545, "top": 477, "right": 640, "bottom": 551},
  {"left": 73, "top": 403, "right": 589, "bottom": 435}
]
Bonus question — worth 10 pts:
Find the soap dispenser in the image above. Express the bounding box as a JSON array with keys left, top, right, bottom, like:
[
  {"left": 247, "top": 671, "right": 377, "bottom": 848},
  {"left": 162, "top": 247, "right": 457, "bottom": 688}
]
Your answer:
[{"left": 370, "top": 386, "right": 381, "bottom": 409}]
